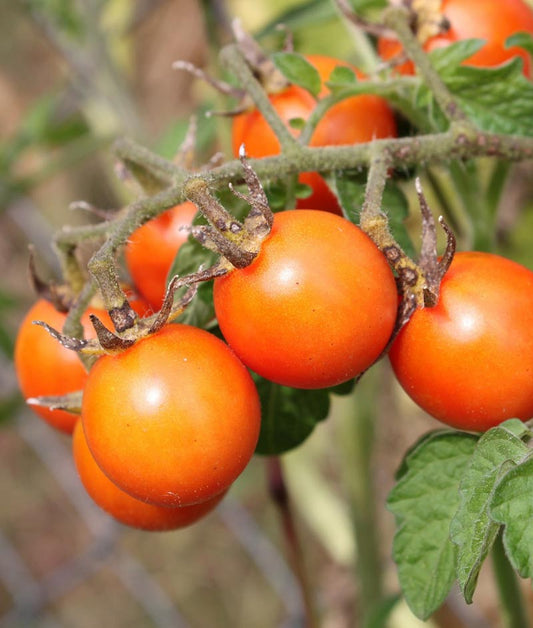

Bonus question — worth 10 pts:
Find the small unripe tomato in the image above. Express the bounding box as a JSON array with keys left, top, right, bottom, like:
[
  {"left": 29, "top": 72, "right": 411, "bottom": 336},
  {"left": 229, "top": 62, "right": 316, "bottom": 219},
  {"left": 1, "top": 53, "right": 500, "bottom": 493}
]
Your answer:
[
  {"left": 231, "top": 55, "right": 397, "bottom": 214},
  {"left": 14, "top": 295, "right": 149, "bottom": 434},
  {"left": 82, "top": 324, "right": 261, "bottom": 507},
  {"left": 213, "top": 210, "right": 398, "bottom": 389},
  {"left": 378, "top": 0, "right": 533, "bottom": 76},
  {"left": 125, "top": 202, "right": 197, "bottom": 310},
  {"left": 73, "top": 421, "right": 226, "bottom": 531},
  {"left": 389, "top": 252, "right": 533, "bottom": 431}
]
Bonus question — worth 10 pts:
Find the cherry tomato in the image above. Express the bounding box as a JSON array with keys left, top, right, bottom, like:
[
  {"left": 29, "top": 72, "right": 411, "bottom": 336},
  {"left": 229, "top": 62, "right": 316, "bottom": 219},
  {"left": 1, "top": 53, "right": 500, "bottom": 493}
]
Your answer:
[
  {"left": 231, "top": 55, "right": 397, "bottom": 213},
  {"left": 125, "top": 201, "right": 197, "bottom": 310},
  {"left": 213, "top": 210, "right": 398, "bottom": 389},
  {"left": 73, "top": 421, "right": 226, "bottom": 531},
  {"left": 389, "top": 252, "right": 533, "bottom": 431},
  {"left": 14, "top": 295, "right": 149, "bottom": 434},
  {"left": 378, "top": 0, "right": 533, "bottom": 76},
  {"left": 81, "top": 324, "right": 261, "bottom": 507}
]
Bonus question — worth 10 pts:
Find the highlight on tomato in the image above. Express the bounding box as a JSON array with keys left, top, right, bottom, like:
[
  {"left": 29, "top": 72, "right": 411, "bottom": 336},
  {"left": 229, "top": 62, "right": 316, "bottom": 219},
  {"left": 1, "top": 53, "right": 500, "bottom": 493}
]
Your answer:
[
  {"left": 73, "top": 421, "right": 226, "bottom": 531},
  {"left": 231, "top": 54, "right": 397, "bottom": 213},
  {"left": 125, "top": 201, "right": 197, "bottom": 310},
  {"left": 213, "top": 209, "right": 398, "bottom": 389},
  {"left": 81, "top": 323, "right": 261, "bottom": 507},
  {"left": 388, "top": 251, "right": 533, "bottom": 432},
  {"left": 378, "top": 0, "right": 533, "bottom": 76},
  {"left": 14, "top": 294, "right": 149, "bottom": 434}
]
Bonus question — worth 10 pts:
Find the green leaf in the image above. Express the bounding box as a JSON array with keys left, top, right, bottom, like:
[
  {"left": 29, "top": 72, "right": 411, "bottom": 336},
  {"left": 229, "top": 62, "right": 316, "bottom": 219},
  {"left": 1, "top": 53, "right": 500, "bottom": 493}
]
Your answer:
[
  {"left": 255, "top": 380, "right": 330, "bottom": 455},
  {"left": 332, "top": 172, "right": 416, "bottom": 258},
  {"left": 288, "top": 117, "right": 306, "bottom": 130},
  {"left": 505, "top": 32, "right": 533, "bottom": 58},
  {"left": 272, "top": 52, "right": 322, "bottom": 98},
  {"left": 387, "top": 431, "right": 478, "bottom": 620},
  {"left": 449, "top": 420, "right": 531, "bottom": 603},
  {"left": 429, "top": 39, "right": 485, "bottom": 72},
  {"left": 422, "top": 41, "right": 533, "bottom": 135},
  {"left": 328, "top": 65, "right": 358, "bottom": 86},
  {"left": 491, "top": 453, "right": 533, "bottom": 578}
]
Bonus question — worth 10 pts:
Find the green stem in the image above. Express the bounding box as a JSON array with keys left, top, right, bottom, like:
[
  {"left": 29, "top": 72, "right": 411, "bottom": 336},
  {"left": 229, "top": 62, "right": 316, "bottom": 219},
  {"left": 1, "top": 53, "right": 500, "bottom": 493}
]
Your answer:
[
  {"left": 266, "top": 457, "right": 319, "bottom": 628},
  {"left": 383, "top": 6, "right": 468, "bottom": 126},
  {"left": 220, "top": 44, "right": 300, "bottom": 154},
  {"left": 492, "top": 531, "right": 529, "bottom": 628},
  {"left": 449, "top": 160, "right": 494, "bottom": 251},
  {"left": 338, "top": 372, "right": 383, "bottom": 624}
]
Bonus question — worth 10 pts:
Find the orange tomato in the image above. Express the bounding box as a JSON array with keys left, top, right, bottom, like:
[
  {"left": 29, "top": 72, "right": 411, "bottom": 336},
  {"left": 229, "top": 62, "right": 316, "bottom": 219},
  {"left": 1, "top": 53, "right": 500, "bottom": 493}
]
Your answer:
[
  {"left": 125, "top": 202, "right": 197, "bottom": 310},
  {"left": 73, "top": 421, "right": 226, "bottom": 531}
]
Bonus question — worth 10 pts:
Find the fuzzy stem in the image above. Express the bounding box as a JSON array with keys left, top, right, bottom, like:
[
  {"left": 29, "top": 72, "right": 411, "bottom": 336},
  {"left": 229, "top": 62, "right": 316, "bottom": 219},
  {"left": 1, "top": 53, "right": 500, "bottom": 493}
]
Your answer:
[
  {"left": 219, "top": 44, "right": 300, "bottom": 154},
  {"left": 383, "top": 6, "right": 469, "bottom": 126},
  {"left": 266, "top": 457, "right": 319, "bottom": 628},
  {"left": 492, "top": 531, "right": 529, "bottom": 628}
]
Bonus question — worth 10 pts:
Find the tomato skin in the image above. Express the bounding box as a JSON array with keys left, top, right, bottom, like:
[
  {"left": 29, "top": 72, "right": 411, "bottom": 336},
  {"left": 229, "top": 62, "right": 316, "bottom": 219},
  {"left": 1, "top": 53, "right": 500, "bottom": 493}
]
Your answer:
[
  {"left": 231, "top": 55, "right": 397, "bottom": 214},
  {"left": 81, "top": 324, "right": 261, "bottom": 507},
  {"left": 14, "top": 297, "right": 148, "bottom": 434},
  {"left": 213, "top": 210, "right": 398, "bottom": 389},
  {"left": 389, "top": 252, "right": 533, "bottom": 431},
  {"left": 73, "top": 421, "right": 225, "bottom": 531},
  {"left": 378, "top": 0, "right": 533, "bottom": 76},
  {"left": 125, "top": 202, "right": 197, "bottom": 310}
]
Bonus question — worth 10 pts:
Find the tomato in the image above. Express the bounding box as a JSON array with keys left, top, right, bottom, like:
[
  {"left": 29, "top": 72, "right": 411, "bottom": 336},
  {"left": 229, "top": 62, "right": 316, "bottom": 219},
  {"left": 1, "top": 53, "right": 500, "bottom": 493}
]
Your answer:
[
  {"left": 14, "top": 295, "right": 149, "bottom": 434},
  {"left": 81, "top": 323, "right": 261, "bottom": 507},
  {"left": 231, "top": 55, "right": 397, "bottom": 214},
  {"left": 73, "top": 421, "right": 225, "bottom": 531},
  {"left": 378, "top": 0, "right": 533, "bottom": 76},
  {"left": 389, "top": 252, "right": 533, "bottom": 431},
  {"left": 125, "top": 201, "right": 197, "bottom": 310},
  {"left": 213, "top": 210, "right": 398, "bottom": 389}
]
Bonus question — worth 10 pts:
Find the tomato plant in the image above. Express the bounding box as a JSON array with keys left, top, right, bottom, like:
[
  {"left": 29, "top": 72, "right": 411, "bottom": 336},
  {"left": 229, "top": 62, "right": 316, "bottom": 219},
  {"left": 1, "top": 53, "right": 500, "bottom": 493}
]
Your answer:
[
  {"left": 389, "top": 252, "right": 533, "bottom": 431},
  {"left": 125, "top": 201, "right": 197, "bottom": 309},
  {"left": 378, "top": 0, "right": 533, "bottom": 76},
  {"left": 73, "top": 420, "right": 226, "bottom": 531},
  {"left": 231, "top": 54, "right": 397, "bottom": 213},
  {"left": 213, "top": 210, "right": 398, "bottom": 389},
  {"left": 81, "top": 323, "right": 261, "bottom": 507},
  {"left": 14, "top": 295, "right": 148, "bottom": 434}
]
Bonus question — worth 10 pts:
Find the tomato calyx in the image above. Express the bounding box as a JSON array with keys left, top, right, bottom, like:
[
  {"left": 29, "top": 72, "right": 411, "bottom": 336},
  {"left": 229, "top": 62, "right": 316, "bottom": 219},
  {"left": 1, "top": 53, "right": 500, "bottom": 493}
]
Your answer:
[
  {"left": 184, "top": 147, "right": 274, "bottom": 272},
  {"left": 415, "top": 178, "right": 456, "bottom": 307},
  {"left": 26, "top": 390, "right": 83, "bottom": 416}
]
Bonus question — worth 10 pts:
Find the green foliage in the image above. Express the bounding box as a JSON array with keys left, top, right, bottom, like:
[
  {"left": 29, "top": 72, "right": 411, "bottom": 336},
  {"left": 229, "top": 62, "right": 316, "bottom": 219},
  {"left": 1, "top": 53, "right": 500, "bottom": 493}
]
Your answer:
[
  {"left": 387, "top": 431, "right": 478, "bottom": 619},
  {"left": 491, "top": 454, "right": 533, "bottom": 578},
  {"left": 254, "top": 378, "right": 330, "bottom": 455},
  {"left": 450, "top": 420, "right": 531, "bottom": 603},
  {"left": 427, "top": 40, "right": 533, "bottom": 135},
  {"left": 272, "top": 52, "right": 322, "bottom": 97}
]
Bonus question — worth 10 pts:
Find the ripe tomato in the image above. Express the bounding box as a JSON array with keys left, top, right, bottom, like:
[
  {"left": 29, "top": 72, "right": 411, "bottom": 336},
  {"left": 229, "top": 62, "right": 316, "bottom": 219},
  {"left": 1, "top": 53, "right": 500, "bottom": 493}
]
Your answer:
[
  {"left": 389, "top": 252, "right": 533, "bottom": 431},
  {"left": 81, "top": 323, "right": 261, "bottom": 507},
  {"left": 14, "top": 295, "right": 149, "bottom": 434},
  {"left": 125, "top": 201, "right": 197, "bottom": 310},
  {"left": 231, "top": 55, "right": 397, "bottom": 213},
  {"left": 73, "top": 421, "right": 225, "bottom": 531},
  {"left": 378, "top": 0, "right": 533, "bottom": 76},
  {"left": 213, "top": 210, "right": 398, "bottom": 389}
]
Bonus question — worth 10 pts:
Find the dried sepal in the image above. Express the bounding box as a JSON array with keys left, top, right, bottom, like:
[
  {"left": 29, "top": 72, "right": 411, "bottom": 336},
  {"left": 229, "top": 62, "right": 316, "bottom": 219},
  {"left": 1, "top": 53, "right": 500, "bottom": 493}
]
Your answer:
[
  {"left": 415, "top": 178, "right": 456, "bottom": 307},
  {"left": 89, "top": 314, "right": 136, "bottom": 353},
  {"left": 27, "top": 390, "right": 83, "bottom": 415},
  {"left": 236, "top": 145, "right": 274, "bottom": 233},
  {"left": 108, "top": 299, "right": 138, "bottom": 333},
  {"left": 32, "top": 320, "right": 100, "bottom": 354}
]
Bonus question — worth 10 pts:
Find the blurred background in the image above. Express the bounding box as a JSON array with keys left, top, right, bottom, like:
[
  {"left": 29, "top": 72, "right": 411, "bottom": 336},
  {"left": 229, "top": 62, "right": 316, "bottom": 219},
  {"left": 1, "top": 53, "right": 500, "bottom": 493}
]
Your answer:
[{"left": 2, "top": 1, "right": 533, "bottom": 626}]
